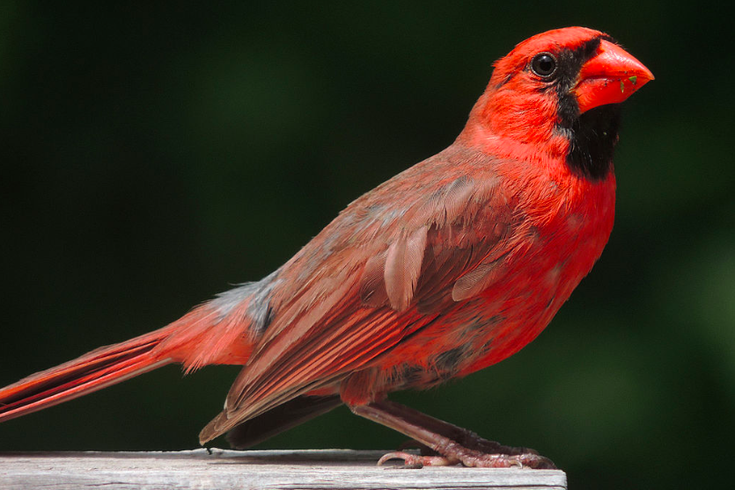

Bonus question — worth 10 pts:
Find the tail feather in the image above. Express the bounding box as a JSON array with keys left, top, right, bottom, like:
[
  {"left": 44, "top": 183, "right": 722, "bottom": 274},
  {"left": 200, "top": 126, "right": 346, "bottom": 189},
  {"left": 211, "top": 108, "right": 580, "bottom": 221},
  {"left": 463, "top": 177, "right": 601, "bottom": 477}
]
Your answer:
[
  {"left": 0, "top": 326, "right": 176, "bottom": 423},
  {"left": 0, "top": 296, "right": 260, "bottom": 427}
]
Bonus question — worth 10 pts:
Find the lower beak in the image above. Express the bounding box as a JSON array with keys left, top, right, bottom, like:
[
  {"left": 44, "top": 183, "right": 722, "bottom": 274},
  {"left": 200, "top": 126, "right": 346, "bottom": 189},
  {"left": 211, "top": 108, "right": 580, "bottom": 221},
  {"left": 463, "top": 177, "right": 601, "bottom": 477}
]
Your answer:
[{"left": 575, "top": 39, "right": 654, "bottom": 113}]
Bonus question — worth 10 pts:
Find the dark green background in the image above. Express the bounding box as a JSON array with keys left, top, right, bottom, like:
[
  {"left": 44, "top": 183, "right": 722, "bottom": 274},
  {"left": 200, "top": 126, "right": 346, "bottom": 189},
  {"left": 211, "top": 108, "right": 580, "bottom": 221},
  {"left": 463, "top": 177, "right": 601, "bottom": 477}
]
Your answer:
[{"left": 1, "top": 2, "right": 733, "bottom": 489}]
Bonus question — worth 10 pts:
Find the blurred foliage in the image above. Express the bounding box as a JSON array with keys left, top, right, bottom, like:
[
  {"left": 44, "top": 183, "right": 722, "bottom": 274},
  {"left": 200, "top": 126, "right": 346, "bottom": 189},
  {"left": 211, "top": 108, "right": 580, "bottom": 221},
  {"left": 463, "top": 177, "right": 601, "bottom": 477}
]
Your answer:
[{"left": 1, "top": 2, "right": 733, "bottom": 489}]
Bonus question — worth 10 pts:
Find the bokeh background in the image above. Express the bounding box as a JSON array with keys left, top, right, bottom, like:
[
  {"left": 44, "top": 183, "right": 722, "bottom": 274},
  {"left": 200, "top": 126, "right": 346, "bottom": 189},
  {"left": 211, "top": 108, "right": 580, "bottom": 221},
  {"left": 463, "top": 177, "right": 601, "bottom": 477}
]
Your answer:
[{"left": 1, "top": 2, "right": 733, "bottom": 489}]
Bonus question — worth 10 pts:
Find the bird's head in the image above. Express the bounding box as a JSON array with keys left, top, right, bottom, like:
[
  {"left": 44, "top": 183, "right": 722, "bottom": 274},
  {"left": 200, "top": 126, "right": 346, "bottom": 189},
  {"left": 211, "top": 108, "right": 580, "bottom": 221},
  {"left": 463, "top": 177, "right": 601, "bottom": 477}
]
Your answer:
[{"left": 461, "top": 27, "right": 654, "bottom": 180}]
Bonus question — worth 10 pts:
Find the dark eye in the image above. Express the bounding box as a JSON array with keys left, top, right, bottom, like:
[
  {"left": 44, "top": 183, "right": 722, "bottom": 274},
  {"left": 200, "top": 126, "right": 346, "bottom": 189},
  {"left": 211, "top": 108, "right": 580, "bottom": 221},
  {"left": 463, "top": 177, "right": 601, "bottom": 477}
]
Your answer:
[{"left": 531, "top": 53, "right": 557, "bottom": 78}]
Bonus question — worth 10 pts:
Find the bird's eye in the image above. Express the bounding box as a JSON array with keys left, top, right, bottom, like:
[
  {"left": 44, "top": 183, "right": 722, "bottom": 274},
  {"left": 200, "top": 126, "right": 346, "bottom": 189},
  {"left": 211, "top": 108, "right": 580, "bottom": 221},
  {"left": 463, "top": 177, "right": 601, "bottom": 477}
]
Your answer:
[{"left": 531, "top": 53, "right": 557, "bottom": 78}]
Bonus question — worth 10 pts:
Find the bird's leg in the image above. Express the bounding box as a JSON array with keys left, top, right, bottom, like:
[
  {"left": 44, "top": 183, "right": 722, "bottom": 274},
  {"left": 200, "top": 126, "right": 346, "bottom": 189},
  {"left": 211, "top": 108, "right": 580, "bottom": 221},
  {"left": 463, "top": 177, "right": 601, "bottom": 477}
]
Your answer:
[{"left": 350, "top": 399, "right": 555, "bottom": 469}]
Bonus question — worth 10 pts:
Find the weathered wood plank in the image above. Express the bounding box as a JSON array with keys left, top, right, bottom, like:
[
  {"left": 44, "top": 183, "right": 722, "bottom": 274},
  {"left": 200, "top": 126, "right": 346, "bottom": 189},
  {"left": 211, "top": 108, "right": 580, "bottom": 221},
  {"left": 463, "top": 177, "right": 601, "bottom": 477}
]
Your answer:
[{"left": 0, "top": 448, "right": 567, "bottom": 489}]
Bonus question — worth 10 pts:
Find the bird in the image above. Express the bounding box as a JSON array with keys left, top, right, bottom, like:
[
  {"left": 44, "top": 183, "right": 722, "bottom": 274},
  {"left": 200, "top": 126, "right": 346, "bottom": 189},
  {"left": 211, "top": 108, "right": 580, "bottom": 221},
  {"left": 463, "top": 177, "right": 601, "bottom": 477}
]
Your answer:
[{"left": 0, "top": 27, "right": 652, "bottom": 468}]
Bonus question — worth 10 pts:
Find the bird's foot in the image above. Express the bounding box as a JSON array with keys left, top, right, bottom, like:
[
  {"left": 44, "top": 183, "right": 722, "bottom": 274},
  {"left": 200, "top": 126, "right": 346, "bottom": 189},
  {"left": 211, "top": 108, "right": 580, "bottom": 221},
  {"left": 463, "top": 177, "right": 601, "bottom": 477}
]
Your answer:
[
  {"left": 378, "top": 447, "right": 554, "bottom": 469},
  {"left": 379, "top": 438, "right": 555, "bottom": 469},
  {"left": 352, "top": 400, "right": 556, "bottom": 469}
]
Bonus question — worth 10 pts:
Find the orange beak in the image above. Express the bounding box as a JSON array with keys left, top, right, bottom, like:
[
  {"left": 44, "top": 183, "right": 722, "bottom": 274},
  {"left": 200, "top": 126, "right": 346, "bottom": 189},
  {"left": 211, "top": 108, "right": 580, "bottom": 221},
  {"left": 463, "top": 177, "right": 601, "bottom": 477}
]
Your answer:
[{"left": 575, "top": 39, "right": 654, "bottom": 113}]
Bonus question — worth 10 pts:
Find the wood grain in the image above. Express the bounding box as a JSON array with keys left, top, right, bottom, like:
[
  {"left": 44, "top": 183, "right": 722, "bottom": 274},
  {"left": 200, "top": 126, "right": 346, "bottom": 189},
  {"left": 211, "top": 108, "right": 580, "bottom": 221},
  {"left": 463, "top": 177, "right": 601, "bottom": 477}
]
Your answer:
[{"left": 0, "top": 448, "right": 567, "bottom": 489}]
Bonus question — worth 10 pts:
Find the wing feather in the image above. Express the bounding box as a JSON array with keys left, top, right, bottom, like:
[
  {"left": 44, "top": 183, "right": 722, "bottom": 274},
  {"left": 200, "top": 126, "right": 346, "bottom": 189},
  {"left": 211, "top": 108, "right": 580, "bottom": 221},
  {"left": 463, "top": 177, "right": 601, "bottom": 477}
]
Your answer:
[
  {"left": 384, "top": 226, "right": 428, "bottom": 311},
  {"left": 200, "top": 146, "right": 520, "bottom": 442}
]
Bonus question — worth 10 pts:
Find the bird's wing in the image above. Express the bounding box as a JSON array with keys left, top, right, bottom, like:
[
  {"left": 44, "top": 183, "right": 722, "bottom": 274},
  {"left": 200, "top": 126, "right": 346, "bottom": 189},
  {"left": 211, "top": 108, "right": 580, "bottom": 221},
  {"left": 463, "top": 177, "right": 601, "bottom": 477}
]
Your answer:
[{"left": 199, "top": 147, "right": 519, "bottom": 442}]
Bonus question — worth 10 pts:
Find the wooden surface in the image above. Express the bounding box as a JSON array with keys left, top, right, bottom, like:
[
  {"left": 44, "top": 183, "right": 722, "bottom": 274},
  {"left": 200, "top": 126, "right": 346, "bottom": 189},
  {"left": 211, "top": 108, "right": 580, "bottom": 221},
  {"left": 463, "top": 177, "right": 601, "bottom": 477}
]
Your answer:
[{"left": 0, "top": 448, "right": 567, "bottom": 489}]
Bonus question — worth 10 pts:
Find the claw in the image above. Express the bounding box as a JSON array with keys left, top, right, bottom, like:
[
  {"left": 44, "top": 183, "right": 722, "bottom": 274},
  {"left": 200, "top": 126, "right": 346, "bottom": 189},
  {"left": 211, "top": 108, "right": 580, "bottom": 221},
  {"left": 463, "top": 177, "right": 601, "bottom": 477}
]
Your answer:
[
  {"left": 377, "top": 451, "right": 413, "bottom": 466},
  {"left": 377, "top": 451, "right": 458, "bottom": 468},
  {"left": 378, "top": 451, "right": 423, "bottom": 469}
]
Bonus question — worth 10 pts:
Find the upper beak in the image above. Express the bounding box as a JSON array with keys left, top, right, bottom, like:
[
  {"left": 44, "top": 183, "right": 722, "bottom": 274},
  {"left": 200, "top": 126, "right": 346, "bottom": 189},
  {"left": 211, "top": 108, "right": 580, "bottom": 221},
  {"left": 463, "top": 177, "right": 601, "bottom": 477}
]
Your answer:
[{"left": 575, "top": 39, "right": 654, "bottom": 113}]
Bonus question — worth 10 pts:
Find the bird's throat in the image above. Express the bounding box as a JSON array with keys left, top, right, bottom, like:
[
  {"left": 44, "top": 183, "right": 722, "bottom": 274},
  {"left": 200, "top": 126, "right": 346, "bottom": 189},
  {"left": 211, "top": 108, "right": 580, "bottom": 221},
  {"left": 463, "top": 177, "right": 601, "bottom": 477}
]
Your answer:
[{"left": 563, "top": 104, "right": 621, "bottom": 181}]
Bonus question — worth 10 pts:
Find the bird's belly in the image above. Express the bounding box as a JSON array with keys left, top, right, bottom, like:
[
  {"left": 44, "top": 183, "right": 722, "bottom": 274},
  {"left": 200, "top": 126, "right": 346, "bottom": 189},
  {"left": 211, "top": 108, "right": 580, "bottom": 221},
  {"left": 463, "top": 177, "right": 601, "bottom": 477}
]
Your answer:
[{"left": 372, "top": 185, "right": 615, "bottom": 392}]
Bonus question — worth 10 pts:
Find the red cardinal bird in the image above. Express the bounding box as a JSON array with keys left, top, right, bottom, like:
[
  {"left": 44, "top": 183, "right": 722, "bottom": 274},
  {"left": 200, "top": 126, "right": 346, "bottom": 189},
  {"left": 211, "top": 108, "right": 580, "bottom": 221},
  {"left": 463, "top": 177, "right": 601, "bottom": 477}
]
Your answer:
[{"left": 0, "top": 27, "right": 652, "bottom": 468}]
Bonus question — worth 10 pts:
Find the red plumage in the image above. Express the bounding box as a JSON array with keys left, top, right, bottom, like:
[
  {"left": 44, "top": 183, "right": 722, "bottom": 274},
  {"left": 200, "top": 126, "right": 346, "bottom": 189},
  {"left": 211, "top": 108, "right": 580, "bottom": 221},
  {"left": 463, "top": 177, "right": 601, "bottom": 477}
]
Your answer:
[{"left": 0, "top": 27, "right": 652, "bottom": 468}]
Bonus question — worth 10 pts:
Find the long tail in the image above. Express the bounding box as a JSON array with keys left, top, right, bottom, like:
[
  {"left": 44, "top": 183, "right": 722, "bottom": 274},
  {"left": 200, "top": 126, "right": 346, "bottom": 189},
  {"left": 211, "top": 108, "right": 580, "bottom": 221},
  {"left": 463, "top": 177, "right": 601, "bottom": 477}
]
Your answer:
[
  {"left": 0, "top": 325, "right": 177, "bottom": 423},
  {"left": 0, "top": 298, "right": 256, "bottom": 424}
]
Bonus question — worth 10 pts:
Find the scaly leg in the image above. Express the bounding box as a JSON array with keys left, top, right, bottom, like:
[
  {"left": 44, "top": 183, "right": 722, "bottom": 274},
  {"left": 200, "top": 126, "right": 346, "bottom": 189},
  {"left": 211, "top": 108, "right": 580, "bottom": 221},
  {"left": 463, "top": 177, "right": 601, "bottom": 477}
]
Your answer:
[{"left": 350, "top": 399, "right": 555, "bottom": 469}]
